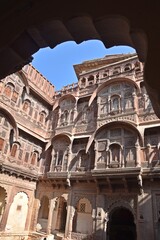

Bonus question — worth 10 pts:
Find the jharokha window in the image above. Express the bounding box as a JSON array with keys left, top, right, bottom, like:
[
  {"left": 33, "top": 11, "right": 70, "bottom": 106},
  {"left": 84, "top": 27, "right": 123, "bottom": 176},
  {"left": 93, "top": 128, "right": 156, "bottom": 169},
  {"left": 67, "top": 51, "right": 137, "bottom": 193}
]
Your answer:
[
  {"left": 3, "top": 83, "right": 19, "bottom": 103},
  {"left": 39, "top": 111, "right": 46, "bottom": 124},
  {"left": 4, "top": 84, "right": 13, "bottom": 98},
  {"left": 11, "top": 91, "right": 18, "bottom": 103},
  {"left": 30, "top": 151, "right": 38, "bottom": 165},
  {"left": 10, "top": 143, "right": 18, "bottom": 158},
  {"left": 0, "top": 138, "right": 4, "bottom": 151},
  {"left": 22, "top": 100, "right": 30, "bottom": 112}
]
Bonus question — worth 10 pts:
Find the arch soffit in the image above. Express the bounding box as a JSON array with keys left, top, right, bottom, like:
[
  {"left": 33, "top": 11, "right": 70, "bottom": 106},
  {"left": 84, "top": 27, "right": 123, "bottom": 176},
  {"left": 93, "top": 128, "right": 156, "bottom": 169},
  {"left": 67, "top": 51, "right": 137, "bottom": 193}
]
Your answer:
[
  {"left": 53, "top": 94, "right": 76, "bottom": 111},
  {"left": 17, "top": 71, "right": 30, "bottom": 94},
  {"left": 88, "top": 77, "right": 140, "bottom": 107},
  {"left": 45, "top": 132, "right": 73, "bottom": 150},
  {"left": 52, "top": 132, "right": 73, "bottom": 143},
  {"left": 12, "top": 191, "right": 29, "bottom": 203},
  {"left": 107, "top": 200, "right": 136, "bottom": 221},
  {"left": 74, "top": 196, "right": 93, "bottom": 208},
  {"left": 0, "top": 107, "right": 19, "bottom": 140},
  {"left": 86, "top": 121, "right": 143, "bottom": 153}
]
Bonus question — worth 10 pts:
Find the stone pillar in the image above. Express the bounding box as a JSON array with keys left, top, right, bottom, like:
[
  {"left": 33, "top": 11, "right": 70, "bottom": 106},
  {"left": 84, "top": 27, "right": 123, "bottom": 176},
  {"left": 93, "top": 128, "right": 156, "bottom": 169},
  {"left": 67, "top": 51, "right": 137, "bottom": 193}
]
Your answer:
[
  {"left": 92, "top": 208, "right": 96, "bottom": 235},
  {"left": 66, "top": 146, "right": 72, "bottom": 171},
  {"left": 95, "top": 195, "right": 105, "bottom": 239},
  {"left": 146, "top": 143, "right": 151, "bottom": 167},
  {"left": 57, "top": 108, "right": 62, "bottom": 127},
  {"left": 97, "top": 97, "right": 101, "bottom": 118},
  {"left": 121, "top": 147, "right": 124, "bottom": 168},
  {"left": 25, "top": 193, "right": 35, "bottom": 231},
  {"left": 50, "top": 149, "right": 57, "bottom": 172},
  {"left": 108, "top": 96, "right": 111, "bottom": 113},
  {"left": 135, "top": 140, "right": 141, "bottom": 167},
  {"left": 47, "top": 199, "right": 56, "bottom": 235},
  {"left": 94, "top": 141, "right": 98, "bottom": 169},
  {"left": 132, "top": 92, "right": 136, "bottom": 110},
  {"left": 104, "top": 212, "right": 109, "bottom": 240},
  {"left": 31, "top": 199, "right": 41, "bottom": 231},
  {"left": 73, "top": 104, "right": 77, "bottom": 122},
  {"left": 65, "top": 192, "right": 74, "bottom": 239},
  {"left": 143, "top": 94, "right": 147, "bottom": 110},
  {"left": 0, "top": 202, "right": 12, "bottom": 231}
]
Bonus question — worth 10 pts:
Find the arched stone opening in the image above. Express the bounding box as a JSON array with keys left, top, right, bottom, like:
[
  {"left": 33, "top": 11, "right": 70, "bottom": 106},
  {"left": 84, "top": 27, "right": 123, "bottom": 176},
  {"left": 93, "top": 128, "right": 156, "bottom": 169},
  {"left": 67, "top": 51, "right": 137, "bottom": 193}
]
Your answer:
[
  {"left": 55, "top": 196, "right": 67, "bottom": 232},
  {"left": 108, "top": 207, "right": 136, "bottom": 240},
  {"left": 73, "top": 197, "right": 93, "bottom": 235},
  {"left": 6, "top": 192, "right": 29, "bottom": 233},
  {"left": 37, "top": 195, "right": 49, "bottom": 232},
  {"left": 0, "top": 186, "right": 7, "bottom": 225}
]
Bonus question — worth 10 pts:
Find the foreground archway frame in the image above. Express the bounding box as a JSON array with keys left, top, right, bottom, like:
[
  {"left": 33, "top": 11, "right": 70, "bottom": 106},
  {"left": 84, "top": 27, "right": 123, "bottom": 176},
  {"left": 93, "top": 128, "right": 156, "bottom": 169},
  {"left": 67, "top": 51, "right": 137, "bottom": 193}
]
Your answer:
[{"left": 0, "top": 1, "right": 160, "bottom": 118}]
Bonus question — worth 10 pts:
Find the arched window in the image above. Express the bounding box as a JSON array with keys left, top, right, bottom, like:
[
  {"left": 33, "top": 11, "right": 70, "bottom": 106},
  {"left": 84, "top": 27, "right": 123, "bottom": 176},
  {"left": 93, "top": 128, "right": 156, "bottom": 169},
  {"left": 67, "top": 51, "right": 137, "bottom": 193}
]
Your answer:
[
  {"left": 4, "top": 84, "right": 13, "bottom": 97},
  {"left": 30, "top": 151, "right": 38, "bottom": 165},
  {"left": 111, "top": 96, "right": 120, "bottom": 112},
  {"left": 11, "top": 91, "right": 18, "bottom": 103},
  {"left": 0, "top": 138, "right": 4, "bottom": 151},
  {"left": 113, "top": 67, "right": 120, "bottom": 75},
  {"left": 10, "top": 143, "right": 18, "bottom": 157},
  {"left": 88, "top": 75, "right": 94, "bottom": 81},
  {"left": 103, "top": 70, "right": 109, "bottom": 77},
  {"left": 124, "top": 63, "right": 132, "bottom": 71},
  {"left": 22, "top": 100, "right": 30, "bottom": 112},
  {"left": 39, "top": 111, "right": 46, "bottom": 124},
  {"left": 135, "top": 61, "right": 141, "bottom": 72},
  {"left": 80, "top": 77, "right": 86, "bottom": 88}
]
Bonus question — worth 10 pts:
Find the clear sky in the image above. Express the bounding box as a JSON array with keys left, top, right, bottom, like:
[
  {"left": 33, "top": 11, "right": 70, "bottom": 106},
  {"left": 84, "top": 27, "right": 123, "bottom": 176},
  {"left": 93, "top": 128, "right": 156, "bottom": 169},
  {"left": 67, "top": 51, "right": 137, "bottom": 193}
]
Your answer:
[{"left": 32, "top": 40, "right": 135, "bottom": 91}]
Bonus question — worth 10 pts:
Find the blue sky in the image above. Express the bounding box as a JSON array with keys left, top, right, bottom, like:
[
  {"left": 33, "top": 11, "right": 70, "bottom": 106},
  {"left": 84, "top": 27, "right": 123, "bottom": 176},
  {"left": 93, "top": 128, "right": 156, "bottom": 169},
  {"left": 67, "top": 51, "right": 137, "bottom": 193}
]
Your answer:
[{"left": 32, "top": 40, "right": 135, "bottom": 91}]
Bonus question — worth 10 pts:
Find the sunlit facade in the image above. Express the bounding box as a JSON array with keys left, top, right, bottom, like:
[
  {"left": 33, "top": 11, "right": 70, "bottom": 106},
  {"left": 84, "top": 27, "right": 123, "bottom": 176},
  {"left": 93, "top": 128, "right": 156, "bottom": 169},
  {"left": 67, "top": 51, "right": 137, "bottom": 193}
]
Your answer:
[{"left": 0, "top": 53, "right": 159, "bottom": 240}]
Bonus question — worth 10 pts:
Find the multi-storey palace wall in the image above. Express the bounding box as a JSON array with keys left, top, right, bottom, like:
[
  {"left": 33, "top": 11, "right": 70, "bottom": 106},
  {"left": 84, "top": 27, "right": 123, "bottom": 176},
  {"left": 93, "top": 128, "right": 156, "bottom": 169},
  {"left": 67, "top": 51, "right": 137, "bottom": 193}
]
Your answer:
[{"left": 0, "top": 54, "right": 160, "bottom": 240}]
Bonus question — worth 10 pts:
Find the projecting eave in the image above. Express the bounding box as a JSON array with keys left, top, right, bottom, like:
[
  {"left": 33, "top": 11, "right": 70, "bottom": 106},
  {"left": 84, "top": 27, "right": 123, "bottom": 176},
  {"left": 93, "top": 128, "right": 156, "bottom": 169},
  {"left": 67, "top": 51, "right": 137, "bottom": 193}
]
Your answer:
[{"left": 73, "top": 53, "right": 137, "bottom": 78}]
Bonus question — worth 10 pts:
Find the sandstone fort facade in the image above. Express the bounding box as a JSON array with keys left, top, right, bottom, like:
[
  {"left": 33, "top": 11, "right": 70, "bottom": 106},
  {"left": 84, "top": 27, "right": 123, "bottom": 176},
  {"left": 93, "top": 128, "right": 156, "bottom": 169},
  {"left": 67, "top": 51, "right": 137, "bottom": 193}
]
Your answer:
[{"left": 0, "top": 53, "right": 159, "bottom": 240}]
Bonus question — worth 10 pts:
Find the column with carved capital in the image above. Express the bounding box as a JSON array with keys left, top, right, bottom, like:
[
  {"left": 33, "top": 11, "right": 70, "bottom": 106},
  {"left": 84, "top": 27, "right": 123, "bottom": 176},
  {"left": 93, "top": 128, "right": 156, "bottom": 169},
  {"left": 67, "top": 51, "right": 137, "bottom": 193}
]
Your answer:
[
  {"left": 132, "top": 92, "right": 136, "bottom": 110},
  {"left": 25, "top": 194, "right": 34, "bottom": 231},
  {"left": 146, "top": 143, "right": 151, "bottom": 167},
  {"left": 135, "top": 140, "right": 141, "bottom": 167},
  {"left": 65, "top": 191, "right": 74, "bottom": 238},
  {"left": 49, "top": 149, "right": 56, "bottom": 172},
  {"left": 73, "top": 102, "right": 77, "bottom": 122},
  {"left": 47, "top": 198, "right": 56, "bottom": 235},
  {"left": 95, "top": 195, "right": 105, "bottom": 239},
  {"left": 97, "top": 97, "right": 101, "bottom": 118},
  {"left": 66, "top": 145, "right": 72, "bottom": 171},
  {"left": 104, "top": 212, "right": 109, "bottom": 240},
  {"left": 143, "top": 93, "right": 147, "bottom": 110},
  {"left": 31, "top": 199, "right": 41, "bottom": 231},
  {"left": 57, "top": 108, "right": 62, "bottom": 127},
  {"left": 94, "top": 141, "right": 98, "bottom": 169}
]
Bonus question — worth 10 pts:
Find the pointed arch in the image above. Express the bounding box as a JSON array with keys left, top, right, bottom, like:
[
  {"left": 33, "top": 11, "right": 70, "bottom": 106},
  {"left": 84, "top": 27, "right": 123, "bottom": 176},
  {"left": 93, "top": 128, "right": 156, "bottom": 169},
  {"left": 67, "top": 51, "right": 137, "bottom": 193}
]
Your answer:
[
  {"left": 17, "top": 70, "right": 30, "bottom": 94},
  {"left": 0, "top": 107, "right": 18, "bottom": 140},
  {"left": 45, "top": 132, "right": 73, "bottom": 150},
  {"left": 53, "top": 93, "right": 76, "bottom": 111},
  {"left": 86, "top": 121, "right": 143, "bottom": 153},
  {"left": 88, "top": 77, "right": 140, "bottom": 106}
]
